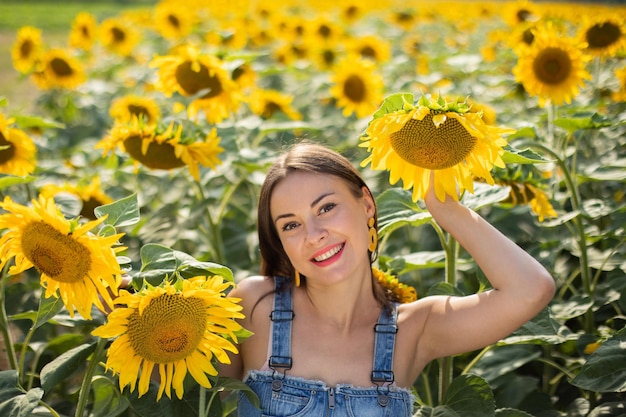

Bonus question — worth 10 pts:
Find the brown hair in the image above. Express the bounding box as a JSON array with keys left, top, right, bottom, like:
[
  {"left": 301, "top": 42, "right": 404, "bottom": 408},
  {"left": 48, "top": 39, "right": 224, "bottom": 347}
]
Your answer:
[{"left": 257, "top": 142, "right": 388, "bottom": 307}]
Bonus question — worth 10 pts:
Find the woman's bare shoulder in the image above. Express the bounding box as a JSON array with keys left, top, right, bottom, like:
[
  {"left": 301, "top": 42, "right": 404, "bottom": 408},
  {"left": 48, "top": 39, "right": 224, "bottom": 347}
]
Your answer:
[{"left": 230, "top": 275, "right": 274, "bottom": 297}]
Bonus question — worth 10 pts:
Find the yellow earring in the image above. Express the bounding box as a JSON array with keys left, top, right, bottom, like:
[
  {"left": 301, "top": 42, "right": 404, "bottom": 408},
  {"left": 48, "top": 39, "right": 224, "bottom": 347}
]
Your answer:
[
  {"left": 294, "top": 270, "right": 301, "bottom": 287},
  {"left": 368, "top": 217, "right": 378, "bottom": 253}
]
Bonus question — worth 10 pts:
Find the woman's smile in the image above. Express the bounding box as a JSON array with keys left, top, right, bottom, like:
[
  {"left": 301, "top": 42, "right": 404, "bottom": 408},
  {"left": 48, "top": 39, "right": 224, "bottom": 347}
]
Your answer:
[{"left": 311, "top": 242, "right": 345, "bottom": 265}]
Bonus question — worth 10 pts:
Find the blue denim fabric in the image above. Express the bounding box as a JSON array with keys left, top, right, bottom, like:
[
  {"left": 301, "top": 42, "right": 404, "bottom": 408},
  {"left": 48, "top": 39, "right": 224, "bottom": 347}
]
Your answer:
[{"left": 237, "top": 277, "right": 415, "bottom": 417}]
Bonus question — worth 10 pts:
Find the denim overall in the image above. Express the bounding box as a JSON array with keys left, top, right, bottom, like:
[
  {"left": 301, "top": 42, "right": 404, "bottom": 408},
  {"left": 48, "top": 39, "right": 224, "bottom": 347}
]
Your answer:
[{"left": 237, "top": 277, "right": 415, "bottom": 416}]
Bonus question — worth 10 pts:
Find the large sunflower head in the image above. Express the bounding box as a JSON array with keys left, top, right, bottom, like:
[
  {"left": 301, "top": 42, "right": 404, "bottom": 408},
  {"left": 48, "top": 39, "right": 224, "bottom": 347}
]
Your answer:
[
  {"left": 92, "top": 276, "right": 244, "bottom": 400},
  {"left": 578, "top": 14, "right": 626, "bottom": 59},
  {"left": 30, "top": 48, "right": 86, "bottom": 91},
  {"left": 329, "top": 56, "right": 385, "bottom": 119},
  {"left": 360, "top": 93, "right": 513, "bottom": 202},
  {"left": 512, "top": 21, "right": 592, "bottom": 107},
  {"left": 96, "top": 118, "right": 223, "bottom": 181},
  {"left": 0, "top": 114, "right": 37, "bottom": 176},
  {"left": 0, "top": 195, "right": 124, "bottom": 319},
  {"left": 150, "top": 45, "right": 242, "bottom": 123},
  {"left": 109, "top": 95, "right": 162, "bottom": 126},
  {"left": 11, "top": 26, "right": 44, "bottom": 73},
  {"left": 69, "top": 12, "right": 98, "bottom": 51}
]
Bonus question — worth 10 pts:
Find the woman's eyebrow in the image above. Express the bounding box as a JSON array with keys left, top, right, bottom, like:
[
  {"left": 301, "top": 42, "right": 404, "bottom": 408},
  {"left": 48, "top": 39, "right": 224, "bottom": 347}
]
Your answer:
[{"left": 273, "top": 192, "right": 335, "bottom": 225}]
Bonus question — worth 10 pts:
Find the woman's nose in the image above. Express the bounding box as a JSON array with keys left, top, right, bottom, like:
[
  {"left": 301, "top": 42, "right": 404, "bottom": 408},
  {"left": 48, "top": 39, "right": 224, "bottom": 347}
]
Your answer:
[{"left": 305, "top": 221, "right": 327, "bottom": 244}]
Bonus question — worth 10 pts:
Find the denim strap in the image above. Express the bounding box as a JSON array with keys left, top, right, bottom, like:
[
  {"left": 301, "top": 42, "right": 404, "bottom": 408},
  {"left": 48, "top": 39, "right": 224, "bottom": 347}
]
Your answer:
[
  {"left": 268, "top": 276, "right": 293, "bottom": 372},
  {"left": 371, "top": 303, "right": 399, "bottom": 386}
]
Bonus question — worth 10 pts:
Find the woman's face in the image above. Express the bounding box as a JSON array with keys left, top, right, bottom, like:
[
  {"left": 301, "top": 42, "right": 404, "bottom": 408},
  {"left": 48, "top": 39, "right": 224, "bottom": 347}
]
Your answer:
[{"left": 270, "top": 171, "right": 375, "bottom": 284}]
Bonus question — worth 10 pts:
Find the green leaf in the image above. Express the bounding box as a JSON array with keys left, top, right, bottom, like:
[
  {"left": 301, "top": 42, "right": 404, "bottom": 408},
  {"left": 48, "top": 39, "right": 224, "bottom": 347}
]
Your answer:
[
  {"left": 371, "top": 92, "right": 414, "bottom": 119},
  {"left": 501, "top": 146, "right": 551, "bottom": 164},
  {"left": 172, "top": 250, "right": 234, "bottom": 281},
  {"left": 571, "top": 327, "right": 626, "bottom": 392},
  {"left": 427, "top": 282, "right": 465, "bottom": 297},
  {"left": 88, "top": 376, "right": 130, "bottom": 417},
  {"left": 94, "top": 193, "right": 140, "bottom": 228},
  {"left": 376, "top": 188, "right": 431, "bottom": 237},
  {"left": 462, "top": 182, "right": 511, "bottom": 211},
  {"left": 495, "top": 408, "right": 535, "bottom": 416},
  {"left": 549, "top": 295, "right": 594, "bottom": 321},
  {"left": 393, "top": 251, "right": 470, "bottom": 274},
  {"left": 413, "top": 405, "right": 460, "bottom": 416},
  {"left": 502, "top": 307, "right": 567, "bottom": 344},
  {"left": 0, "top": 371, "right": 23, "bottom": 403},
  {"left": 33, "top": 294, "right": 65, "bottom": 329},
  {"left": 13, "top": 114, "right": 65, "bottom": 129},
  {"left": 472, "top": 345, "right": 542, "bottom": 381},
  {"left": 0, "top": 388, "right": 43, "bottom": 417},
  {"left": 215, "top": 377, "right": 260, "bottom": 408},
  {"left": 553, "top": 113, "right": 613, "bottom": 133},
  {"left": 0, "top": 175, "right": 36, "bottom": 190},
  {"left": 40, "top": 342, "right": 97, "bottom": 393},
  {"left": 443, "top": 374, "right": 495, "bottom": 417}
]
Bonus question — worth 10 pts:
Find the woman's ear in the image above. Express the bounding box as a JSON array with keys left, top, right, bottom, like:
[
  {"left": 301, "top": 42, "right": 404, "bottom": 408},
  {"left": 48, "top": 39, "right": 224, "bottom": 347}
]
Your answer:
[{"left": 361, "top": 186, "right": 376, "bottom": 217}]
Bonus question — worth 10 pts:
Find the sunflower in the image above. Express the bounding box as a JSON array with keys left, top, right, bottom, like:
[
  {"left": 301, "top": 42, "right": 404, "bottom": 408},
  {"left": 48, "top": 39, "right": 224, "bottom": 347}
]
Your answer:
[
  {"left": 109, "top": 95, "right": 161, "bottom": 125},
  {"left": 99, "top": 17, "right": 141, "bottom": 57},
  {"left": 501, "top": 181, "right": 557, "bottom": 222},
  {"left": 39, "top": 177, "right": 114, "bottom": 220},
  {"left": 248, "top": 88, "right": 302, "bottom": 120},
  {"left": 345, "top": 35, "right": 391, "bottom": 64},
  {"left": 0, "top": 195, "right": 124, "bottom": 319},
  {"left": 360, "top": 93, "right": 513, "bottom": 202},
  {"left": 513, "top": 22, "right": 592, "bottom": 107},
  {"left": 329, "top": 56, "right": 384, "bottom": 119},
  {"left": 92, "top": 276, "right": 244, "bottom": 400},
  {"left": 150, "top": 45, "right": 242, "bottom": 123},
  {"left": 96, "top": 118, "right": 223, "bottom": 181},
  {"left": 0, "top": 114, "right": 37, "bottom": 176},
  {"left": 372, "top": 267, "right": 417, "bottom": 304},
  {"left": 69, "top": 12, "right": 98, "bottom": 51},
  {"left": 11, "top": 26, "right": 44, "bottom": 73},
  {"left": 153, "top": 3, "right": 195, "bottom": 40},
  {"left": 30, "top": 48, "right": 86, "bottom": 90},
  {"left": 578, "top": 15, "right": 626, "bottom": 59}
]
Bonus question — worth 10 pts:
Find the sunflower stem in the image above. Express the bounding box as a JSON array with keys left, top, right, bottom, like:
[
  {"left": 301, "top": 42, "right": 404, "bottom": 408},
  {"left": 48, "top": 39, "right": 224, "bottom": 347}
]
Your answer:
[
  {"left": 199, "top": 386, "right": 207, "bottom": 417},
  {"left": 193, "top": 179, "right": 226, "bottom": 264},
  {"left": 515, "top": 140, "right": 593, "bottom": 332},
  {"left": 74, "top": 337, "right": 107, "bottom": 417},
  {"left": 18, "top": 324, "right": 37, "bottom": 387},
  {"left": 0, "top": 268, "right": 19, "bottom": 372}
]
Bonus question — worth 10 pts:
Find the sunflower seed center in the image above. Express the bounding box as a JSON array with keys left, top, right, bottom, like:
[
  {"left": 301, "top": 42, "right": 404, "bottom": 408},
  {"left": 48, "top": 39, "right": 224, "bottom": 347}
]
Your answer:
[
  {"left": 127, "top": 294, "right": 206, "bottom": 363},
  {"left": 21, "top": 221, "right": 91, "bottom": 282},
  {"left": 389, "top": 113, "right": 477, "bottom": 170},
  {"left": 533, "top": 47, "right": 572, "bottom": 85}
]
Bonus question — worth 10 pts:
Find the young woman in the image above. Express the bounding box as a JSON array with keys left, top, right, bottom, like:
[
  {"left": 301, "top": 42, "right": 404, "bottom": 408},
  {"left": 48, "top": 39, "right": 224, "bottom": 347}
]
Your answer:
[{"left": 222, "top": 142, "right": 555, "bottom": 416}]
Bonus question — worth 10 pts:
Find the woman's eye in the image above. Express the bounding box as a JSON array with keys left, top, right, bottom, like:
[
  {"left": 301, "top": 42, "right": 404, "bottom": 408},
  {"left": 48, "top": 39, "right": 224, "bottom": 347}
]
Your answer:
[
  {"left": 319, "top": 203, "right": 336, "bottom": 214},
  {"left": 281, "top": 222, "right": 298, "bottom": 232}
]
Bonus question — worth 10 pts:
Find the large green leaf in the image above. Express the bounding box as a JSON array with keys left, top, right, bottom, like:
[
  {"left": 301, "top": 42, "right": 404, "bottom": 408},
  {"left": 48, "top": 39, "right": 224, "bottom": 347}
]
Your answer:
[
  {"left": 376, "top": 188, "right": 431, "bottom": 236},
  {"left": 94, "top": 193, "right": 140, "bottom": 228},
  {"left": 571, "top": 327, "right": 626, "bottom": 392},
  {"left": 495, "top": 409, "right": 535, "bottom": 416},
  {"left": 40, "top": 341, "right": 97, "bottom": 393},
  {"left": 471, "top": 345, "right": 542, "bottom": 381},
  {"left": 444, "top": 374, "right": 496, "bottom": 417},
  {"left": 502, "top": 307, "right": 568, "bottom": 345},
  {"left": 0, "top": 371, "right": 22, "bottom": 402},
  {"left": 0, "top": 175, "right": 36, "bottom": 190},
  {"left": 0, "top": 388, "right": 43, "bottom": 417},
  {"left": 88, "top": 376, "right": 130, "bottom": 417},
  {"left": 552, "top": 112, "right": 614, "bottom": 133}
]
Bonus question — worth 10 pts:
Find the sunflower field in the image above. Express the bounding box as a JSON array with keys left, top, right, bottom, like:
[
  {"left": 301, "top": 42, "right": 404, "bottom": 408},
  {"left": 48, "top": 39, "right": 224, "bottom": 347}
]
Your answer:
[{"left": 1, "top": 0, "right": 625, "bottom": 416}]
